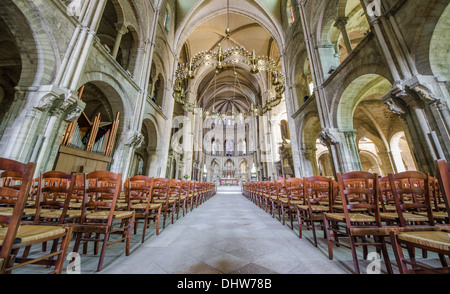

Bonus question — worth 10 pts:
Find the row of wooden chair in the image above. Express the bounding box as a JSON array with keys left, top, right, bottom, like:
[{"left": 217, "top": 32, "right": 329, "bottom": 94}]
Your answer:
[
  {"left": 242, "top": 160, "right": 450, "bottom": 274},
  {"left": 0, "top": 157, "right": 216, "bottom": 273}
]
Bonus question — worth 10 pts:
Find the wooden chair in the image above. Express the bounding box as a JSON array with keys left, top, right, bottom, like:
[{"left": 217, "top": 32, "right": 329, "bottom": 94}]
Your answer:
[
  {"left": 72, "top": 171, "right": 134, "bottom": 272},
  {"left": 323, "top": 171, "right": 393, "bottom": 274},
  {"left": 184, "top": 181, "right": 195, "bottom": 212},
  {"left": 381, "top": 171, "right": 435, "bottom": 227},
  {"left": 168, "top": 179, "right": 183, "bottom": 221},
  {"left": 152, "top": 178, "right": 176, "bottom": 229},
  {"left": 179, "top": 180, "right": 190, "bottom": 217},
  {"left": 0, "top": 158, "right": 72, "bottom": 274},
  {"left": 253, "top": 181, "right": 263, "bottom": 208},
  {"left": 297, "top": 176, "right": 333, "bottom": 247},
  {"left": 281, "top": 178, "right": 303, "bottom": 230},
  {"left": 0, "top": 171, "right": 42, "bottom": 221},
  {"left": 34, "top": 171, "right": 81, "bottom": 225},
  {"left": 389, "top": 160, "right": 450, "bottom": 274},
  {"left": 425, "top": 176, "right": 449, "bottom": 224},
  {"left": 273, "top": 179, "right": 288, "bottom": 224},
  {"left": 190, "top": 181, "right": 199, "bottom": 209},
  {"left": 124, "top": 176, "right": 161, "bottom": 242}
]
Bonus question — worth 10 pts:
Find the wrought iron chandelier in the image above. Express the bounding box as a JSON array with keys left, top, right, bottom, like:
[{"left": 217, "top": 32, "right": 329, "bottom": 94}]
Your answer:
[{"left": 172, "top": 1, "right": 285, "bottom": 119}]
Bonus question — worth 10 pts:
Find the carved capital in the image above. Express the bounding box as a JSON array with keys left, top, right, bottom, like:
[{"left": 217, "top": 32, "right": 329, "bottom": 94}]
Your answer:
[
  {"left": 383, "top": 97, "right": 407, "bottom": 116},
  {"left": 334, "top": 17, "right": 349, "bottom": 31},
  {"left": 319, "top": 129, "right": 339, "bottom": 146},
  {"left": 115, "top": 23, "right": 128, "bottom": 35},
  {"left": 124, "top": 130, "right": 144, "bottom": 148}
]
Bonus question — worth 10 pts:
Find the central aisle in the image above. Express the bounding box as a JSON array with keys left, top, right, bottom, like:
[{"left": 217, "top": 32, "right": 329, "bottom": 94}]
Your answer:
[{"left": 100, "top": 188, "right": 351, "bottom": 274}]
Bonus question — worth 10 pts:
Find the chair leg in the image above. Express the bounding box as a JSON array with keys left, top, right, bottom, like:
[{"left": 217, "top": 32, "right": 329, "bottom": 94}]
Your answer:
[
  {"left": 289, "top": 209, "right": 294, "bottom": 230},
  {"left": 162, "top": 208, "right": 167, "bottom": 229},
  {"left": 171, "top": 203, "right": 176, "bottom": 224},
  {"left": 83, "top": 232, "right": 91, "bottom": 254},
  {"left": 142, "top": 217, "right": 148, "bottom": 243},
  {"left": 297, "top": 208, "right": 303, "bottom": 238},
  {"left": 323, "top": 215, "right": 333, "bottom": 260},
  {"left": 310, "top": 214, "right": 318, "bottom": 247},
  {"left": 438, "top": 254, "right": 448, "bottom": 267},
  {"left": 94, "top": 233, "right": 100, "bottom": 255},
  {"left": 156, "top": 207, "right": 161, "bottom": 235},
  {"left": 126, "top": 215, "right": 134, "bottom": 256},
  {"left": 54, "top": 227, "right": 73, "bottom": 274},
  {"left": 349, "top": 236, "right": 361, "bottom": 274},
  {"left": 389, "top": 232, "right": 409, "bottom": 274},
  {"left": 97, "top": 233, "right": 110, "bottom": 272},
  {"left": 72, "top": 232, "right": 82, "bottom": 254},
  {"left": 375, "top": 235, "right": 393, "bottom": 274}
]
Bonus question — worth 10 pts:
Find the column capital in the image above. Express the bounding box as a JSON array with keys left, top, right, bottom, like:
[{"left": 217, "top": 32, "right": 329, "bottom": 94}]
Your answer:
[
  {"left": 319, "top": 128, "right": 340, "bottom": 146},
  {"left": 115, "top": 23, "right": 129, "bottom": 35},
  {"left": 334, "top": 17, "right": 349, "bottom": 31}
]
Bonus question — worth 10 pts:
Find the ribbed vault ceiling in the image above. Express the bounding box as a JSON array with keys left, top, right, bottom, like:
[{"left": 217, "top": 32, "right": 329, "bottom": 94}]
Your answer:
[{"left": 181, "top": 7, "right": 281, "bottom": 114}]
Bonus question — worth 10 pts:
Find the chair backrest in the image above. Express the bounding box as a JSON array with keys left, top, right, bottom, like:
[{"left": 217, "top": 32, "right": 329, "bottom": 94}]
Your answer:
[
  {"left": 304, "top": 176, "right": 334, "bottom": 210},
  {"left": 124, "top": 175, "right": 154, "bottom": 210},
  {"left": 285, "top": 178, "right": 304, "bottom": 203},
  {"left": 152, "top": 178, "right": 170, "bottom": 204},
  {"left": 169, "top": 179, "right": 182, "bottom": 198},
  {"left": 388, "top": 171, "right": 434, "bottom": 227},
  {"left": 436, "top": 159, "right": 450, "bottom": 216},
  {"left": 275, "top": 179, "right": 287, "bottom": 199},
  {"left": 81, "top": 171, "right": 122, "bottom": 224},
  {"left": 0, "top": 158, "right": 36, "bottom": 269},
  {"left": 337, "top": 171, "right": 382, "bottom": 228},
  {"left": 378, "top": 176, "right": 394, "bottom": 212},
  {"left": 34, "top": 171, "right": 76, "bottom": 224}
]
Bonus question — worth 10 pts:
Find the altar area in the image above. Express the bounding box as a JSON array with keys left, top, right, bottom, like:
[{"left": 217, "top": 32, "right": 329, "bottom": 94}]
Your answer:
[{"left": 219, "top": 178, "right": 239, "bottom": 186}]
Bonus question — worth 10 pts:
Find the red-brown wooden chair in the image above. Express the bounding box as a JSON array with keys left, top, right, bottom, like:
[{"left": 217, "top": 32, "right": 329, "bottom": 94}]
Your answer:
[
  {"left": 72, "top": 171, "right": 134, "bottom": 272},
  {"left": 283, "top": 178, "right": 304, "bottom": 230},
  {"left": 34, "top": 171, "right": 80, "bottom": 225},
  {"left": 389, "top": 160, "right": 450, "bottom": 274},
  {"left": 124, "top": 176, "right": 161, "bottom": 242},
  {"left": 323, "top": 171, "right": 393, "bottom": 274},
  {"left": 151, "top": 178, "right": 176, "bottom": 229},
  {"left": 297, "top": 176, "right": 333, "bottom": 247},
  {"left": 0, "top": 158, "right": 72, "bottom": 274}
]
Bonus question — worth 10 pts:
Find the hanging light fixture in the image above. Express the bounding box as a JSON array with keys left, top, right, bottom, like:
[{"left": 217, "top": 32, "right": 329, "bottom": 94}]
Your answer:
[{"left": 172, "top": 0, "right": 286, "bottom": 119}]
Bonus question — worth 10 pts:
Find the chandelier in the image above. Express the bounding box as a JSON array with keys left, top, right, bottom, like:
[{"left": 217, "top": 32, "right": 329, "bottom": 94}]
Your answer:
[{"left": 172, "top": 1, "right": 285, "bottom": 119}]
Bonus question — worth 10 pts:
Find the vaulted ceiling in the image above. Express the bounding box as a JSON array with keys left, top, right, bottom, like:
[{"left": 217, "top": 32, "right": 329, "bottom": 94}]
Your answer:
[{"left": 175, "top": 0, "right": 283, "bottom": 114}]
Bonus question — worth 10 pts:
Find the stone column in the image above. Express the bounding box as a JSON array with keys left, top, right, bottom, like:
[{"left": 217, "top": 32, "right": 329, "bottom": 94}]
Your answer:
[
  {"left": 334, "top": 17, "right": 353, "bottom": 54},
  {"left": 319, "top": 128, "right": 361, "bottom": 175},
  {"left": 112, "top": 23, "right": 128, "bottom": 60},
  {"left": 110, "top": 130, "right": 144, "bottom": 180}
]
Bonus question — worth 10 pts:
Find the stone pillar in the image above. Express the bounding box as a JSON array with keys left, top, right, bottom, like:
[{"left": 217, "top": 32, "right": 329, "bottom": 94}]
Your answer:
[
  {"left": 334, "top": 17, "right": 353, "bottom": 54},
  {"left": 319, "top": 128, "right": 361, "bottom": 175},
  {"left": 110, "top": 130, "right": 144, "bottom": 180},
  {"left": 112, "top": 23, "right": 128, "bottom": 59},
  {"left": 304, "top": 145, "right": 319, "bottom": 176},
  {"left": 56, "top": 0, "right": 107, "bottom": 91}
]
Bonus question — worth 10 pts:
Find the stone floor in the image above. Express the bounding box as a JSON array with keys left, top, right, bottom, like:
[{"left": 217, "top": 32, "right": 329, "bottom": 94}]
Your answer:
[{"left": 12, "top": 186, "right": 445, "bottom": 275}]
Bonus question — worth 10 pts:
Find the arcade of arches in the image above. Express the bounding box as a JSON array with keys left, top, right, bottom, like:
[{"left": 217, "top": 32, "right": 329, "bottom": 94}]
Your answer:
[{"left": 0, "top": 0, "right": 449, "bottom": 186}]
